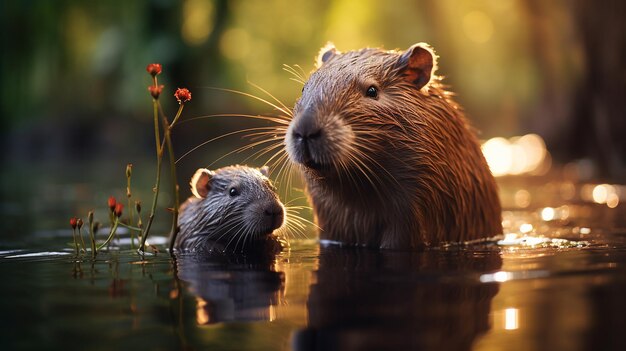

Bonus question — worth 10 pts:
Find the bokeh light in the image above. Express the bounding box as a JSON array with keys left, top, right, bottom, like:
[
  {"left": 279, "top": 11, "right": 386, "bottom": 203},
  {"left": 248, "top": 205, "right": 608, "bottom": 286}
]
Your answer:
[
  {"left": 505, "top": 308, "right": 519, "bottom": 330},
  {"left": 541, "top": 207, "right": 555, "bottom": 221},
  {"left": 482, "top": 137, "right": 513, "bottom": 177},
  {"left": 463, "top": 11, "right": 494, "bottom": 44},
  {"left": 182, "top": 0, "right": 215, "bottom": 46},
  {"left": 481, "top": 134, "right": 549, "bottom": 177},
  {"left": 220, "top": 28, "right": 251, "bottom": 60}
]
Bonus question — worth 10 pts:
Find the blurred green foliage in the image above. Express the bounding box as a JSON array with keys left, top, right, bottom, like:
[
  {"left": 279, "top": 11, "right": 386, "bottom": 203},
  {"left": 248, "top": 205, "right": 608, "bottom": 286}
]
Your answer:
[{"left": 1, "top": 0, "right": 588, "bottom": 136}]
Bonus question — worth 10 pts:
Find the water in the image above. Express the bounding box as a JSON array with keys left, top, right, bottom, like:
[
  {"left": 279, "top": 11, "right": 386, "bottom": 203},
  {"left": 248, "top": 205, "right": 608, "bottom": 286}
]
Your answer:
[{"left": 1, "top": 176, "right": 626, "bottom": 351}]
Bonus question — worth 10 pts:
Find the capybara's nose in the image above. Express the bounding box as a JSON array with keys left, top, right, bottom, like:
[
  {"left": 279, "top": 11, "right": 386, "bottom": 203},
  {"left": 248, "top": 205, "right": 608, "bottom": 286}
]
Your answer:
[
  {"left": 264, "top": 202, "right": 285, "bottom": 230},
  {"left": 292, "top": 109, "right": 322, "bottom": 142}
]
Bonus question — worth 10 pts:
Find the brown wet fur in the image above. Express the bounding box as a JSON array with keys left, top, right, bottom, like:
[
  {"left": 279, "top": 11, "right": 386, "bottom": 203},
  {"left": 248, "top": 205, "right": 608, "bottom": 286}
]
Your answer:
[{"left": 285, "top": 43, "right": 502, "bottom": 249}]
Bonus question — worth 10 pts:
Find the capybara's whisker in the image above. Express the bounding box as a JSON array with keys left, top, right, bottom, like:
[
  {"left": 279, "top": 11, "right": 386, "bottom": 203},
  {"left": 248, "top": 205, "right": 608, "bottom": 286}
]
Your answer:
[
  {"left": 293, "top": 64, "right": 308, "bottom": 80},
  {"left": 177, "top": 113, "right": 290, "bottom": 126},
  {"left": 283, "top": 64, "right": 306, "bottom": 82},
  {"left": 177, "top": 127, "right": 279, "bottom": 163},
  {"left": 202, "top": 87, "right": 293, "bottom": 117},
  {"left": 207, "top": 137, "right": 282, "bottom": 168},
  {"left": 248, "top": 80, "right": 293, "bottom": 116}
]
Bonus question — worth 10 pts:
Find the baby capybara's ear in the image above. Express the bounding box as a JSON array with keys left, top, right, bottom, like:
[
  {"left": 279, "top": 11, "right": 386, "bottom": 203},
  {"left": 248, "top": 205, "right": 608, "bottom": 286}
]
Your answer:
[
  {"left": 316, "top": 42, "right": 339, "bottom": 68},
  {"left": 397, "top": 43, "right": 438, "bottom": 91},
  {"left": 190, "top": 168, "right": 214, "bottom": 198},
  {"left": 259, "top": 166, "right": 270, "bottom": 177}
]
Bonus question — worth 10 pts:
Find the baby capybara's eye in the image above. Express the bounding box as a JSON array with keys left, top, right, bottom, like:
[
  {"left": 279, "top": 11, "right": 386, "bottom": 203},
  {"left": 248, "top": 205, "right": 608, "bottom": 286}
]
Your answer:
[
  {"left": 365, "top": 86, "right": 378, "bottom": 99},
  {"left": 229, "top": 187, "right": 240, "bottom": 196}
]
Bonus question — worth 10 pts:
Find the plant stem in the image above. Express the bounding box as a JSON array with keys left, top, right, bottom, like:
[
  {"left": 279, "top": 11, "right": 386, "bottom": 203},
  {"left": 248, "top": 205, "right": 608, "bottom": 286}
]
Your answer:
[
  {"left": 127, "top": 166, "right": 134, "bottom": 249},
  {"left": 72, "top": 228, "right": 78, "bottom": 256},
  {"left": 88, "top": 212, "right": 96, "bottom": 259},
  {"left": 170, "top": 103, "right": 185, "bottom": 128},
  {"left": 78, "top": 226, "right": 87, "bottom": 253},
  {"left": 97, "top": 217, "right": 120, "bottom": 251},
  {"left": 163, "top": 115, "right": 180, "bottom": 256},
  {"left": 118, "top": 222, "right": 143, "bottom": 232},
  {"left": 141, "top": 99, "right": 163, "bottom": 252}
]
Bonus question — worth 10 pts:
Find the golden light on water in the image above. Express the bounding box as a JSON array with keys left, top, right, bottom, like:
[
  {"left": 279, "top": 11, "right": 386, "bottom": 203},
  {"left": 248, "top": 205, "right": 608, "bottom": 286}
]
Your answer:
[
  {"left": 479, "top": 271, "right": 513, "bottom": 283},
  {"left": 607, "top": 193, "right": 619, "bottom": 208},
  {"left": 269, "top": 304, "right": 277, "bottom": 322},
  {"left": 582, "top": 183, "right": 622, "bottom": 208},
  {"left": 519, "top": 223, "right": 533, "bottom": 234},
  {"left": 541, "top": 207, "right": 555, "bottom": 221},
  {"left": 592, "top": 184, "right": 612, "bottom": 203},
  {"left": 481, "top": 134, "right": 548, "bottom": 177},
  {"left": 514, "top": 189, "right": 531, "bottom": 208},
  {"left": 505, "top": 308, "right": 520, "bottom": 330},
  {"left": 540, "top": 206, "right": 570, "bottom": 222},
  {"left": 196, "top": 297, "right": 210, "bottom": 325}
]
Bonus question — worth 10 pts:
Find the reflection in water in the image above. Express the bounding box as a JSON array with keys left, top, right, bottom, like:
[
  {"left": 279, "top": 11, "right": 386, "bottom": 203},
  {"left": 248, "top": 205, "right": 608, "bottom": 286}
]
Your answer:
[
  {"left": 504, "top": 308, "right": 519, "bottom": 330},
  {"left": 293, "top": 245, "right": 502, "bottom": 351},
  {"left": 174, "top": 246, "right": 284, "bottom": 325}
]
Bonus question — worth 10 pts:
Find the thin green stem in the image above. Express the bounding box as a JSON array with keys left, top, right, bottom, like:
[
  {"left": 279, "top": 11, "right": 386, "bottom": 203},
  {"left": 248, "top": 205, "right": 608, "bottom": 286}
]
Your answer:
[
  {"left": 163, "top": 117, "right": 180, "bottom": 256},
  {"left": 88, "top": 212, "right": 96, "bottom": 259},
  {"left": 118, "top": 222, "right": 143, "bottom": 232},
  {"left": 97, "top": 217, "right": 120, "bottom": 251},
  {"left": 141, "top": 99, "right": 163, "bottom": 252},
  {"left": 170, "top": 104, "right": 185, "bottom": 128},
  {"left": 72, "top": 228, "right": 78, "bottom": 256},
  {"left": 152, "top": 100, "right": 162, "bottom": 159},
  {"left": 127, "top": 166, "right": 134, "bottom": 249},
  {"left": 78, "top": 226, "right": 86, "bottom": 253}
]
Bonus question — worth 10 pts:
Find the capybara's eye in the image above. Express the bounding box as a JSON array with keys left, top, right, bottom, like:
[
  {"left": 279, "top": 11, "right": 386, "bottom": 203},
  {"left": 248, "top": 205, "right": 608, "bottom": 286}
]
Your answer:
[
  {"left": 365, "top": 86, "right": 378, "bottom": 99},
  {"left": 229, "top": 187, "right": 240, "bottom": 197}
]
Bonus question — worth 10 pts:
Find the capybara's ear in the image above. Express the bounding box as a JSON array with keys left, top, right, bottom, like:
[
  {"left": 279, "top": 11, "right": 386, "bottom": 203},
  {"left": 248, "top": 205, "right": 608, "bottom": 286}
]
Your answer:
[
  {"left": 396, "top": 43, "right": 438, "bottom": 91},
  {"left": 316, "top": 42, "right": 338, "bottom": 68},
  {"left": 259, "top": 166, "right": 270, "bottom": 177},
  {"left": 190, "top": 168, "right": 214, "bottom": 198}
]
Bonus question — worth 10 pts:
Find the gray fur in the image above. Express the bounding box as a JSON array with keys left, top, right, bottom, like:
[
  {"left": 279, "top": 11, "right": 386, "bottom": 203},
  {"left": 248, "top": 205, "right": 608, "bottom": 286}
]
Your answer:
[{"left": 175, "top": 165, "right": 284, "bottom": 253}]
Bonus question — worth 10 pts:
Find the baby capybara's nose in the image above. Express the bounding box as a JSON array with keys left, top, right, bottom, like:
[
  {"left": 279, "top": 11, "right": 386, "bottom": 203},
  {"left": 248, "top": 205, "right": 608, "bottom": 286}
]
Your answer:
[{"left": 264, "top": 202, "right": 285, "bottom": 230}]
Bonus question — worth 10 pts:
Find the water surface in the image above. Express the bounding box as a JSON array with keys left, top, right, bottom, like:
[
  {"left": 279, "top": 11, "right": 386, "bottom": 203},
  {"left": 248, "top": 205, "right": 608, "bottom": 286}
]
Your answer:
[{"left": 1, "top": 176, "right": 625, "bottom": 351}]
